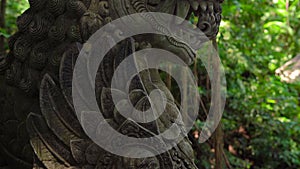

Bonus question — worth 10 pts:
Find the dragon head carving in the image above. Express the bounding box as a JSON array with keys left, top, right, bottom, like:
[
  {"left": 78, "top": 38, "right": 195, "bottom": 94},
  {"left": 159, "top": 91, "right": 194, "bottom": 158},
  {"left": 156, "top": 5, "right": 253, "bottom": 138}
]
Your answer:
[
  {"left": 109, "top": 0, "right": 223, "bottom": 38},
  {"left": 108, "top": 0, "right": 224, "bottom": 64}
]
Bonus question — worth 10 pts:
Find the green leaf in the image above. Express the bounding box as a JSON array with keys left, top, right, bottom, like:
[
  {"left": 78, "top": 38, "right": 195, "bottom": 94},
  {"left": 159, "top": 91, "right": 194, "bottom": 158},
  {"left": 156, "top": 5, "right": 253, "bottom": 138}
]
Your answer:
[{"left": 0, "top": 28, "right": 10, "bottom": 38}]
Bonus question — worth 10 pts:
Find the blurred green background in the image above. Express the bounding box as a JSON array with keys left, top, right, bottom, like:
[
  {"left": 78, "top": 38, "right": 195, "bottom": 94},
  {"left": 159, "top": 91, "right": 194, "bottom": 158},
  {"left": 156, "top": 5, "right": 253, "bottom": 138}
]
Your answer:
[
  {"left": 215, "top": 0, "right": 299, "bottom": 168},
  {"left": 0, "top": 0, "right": 29, "bottom": 54},
  {"left": 219, "top": 0, "right": 300, "bottom": 168},
  {"left": 0, "top": 0, "right": 299, "bottom": 169}
]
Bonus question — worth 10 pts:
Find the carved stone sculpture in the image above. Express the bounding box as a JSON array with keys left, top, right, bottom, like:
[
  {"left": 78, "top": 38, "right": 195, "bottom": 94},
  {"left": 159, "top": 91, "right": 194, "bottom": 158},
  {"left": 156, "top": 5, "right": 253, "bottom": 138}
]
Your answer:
[
  {"left": 276, "top": 54, "right": 300, "bottom": 83},
  {"left": 0, "top": 0, "right": 223, "bottom": 168}
]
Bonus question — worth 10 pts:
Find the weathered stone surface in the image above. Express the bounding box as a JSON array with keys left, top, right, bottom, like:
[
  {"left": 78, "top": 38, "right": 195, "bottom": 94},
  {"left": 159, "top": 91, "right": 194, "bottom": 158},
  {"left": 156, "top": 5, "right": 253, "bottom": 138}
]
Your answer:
[{"left": 0, "top": 0, "right": 223, "bottom": 168}]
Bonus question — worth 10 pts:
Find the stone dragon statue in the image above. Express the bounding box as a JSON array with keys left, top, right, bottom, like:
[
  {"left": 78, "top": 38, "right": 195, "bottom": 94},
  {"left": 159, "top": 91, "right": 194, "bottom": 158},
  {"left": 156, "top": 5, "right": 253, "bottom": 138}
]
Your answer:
[{"left": 0, "top": 0, "right": 223, "bottom": 168}]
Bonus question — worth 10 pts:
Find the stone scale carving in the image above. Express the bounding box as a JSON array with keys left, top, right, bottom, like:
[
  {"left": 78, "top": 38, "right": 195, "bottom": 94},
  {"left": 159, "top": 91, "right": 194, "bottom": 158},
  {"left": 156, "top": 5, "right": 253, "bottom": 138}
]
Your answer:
[{"left": 0, "top": 0, "right": 223, "bottom": 168}]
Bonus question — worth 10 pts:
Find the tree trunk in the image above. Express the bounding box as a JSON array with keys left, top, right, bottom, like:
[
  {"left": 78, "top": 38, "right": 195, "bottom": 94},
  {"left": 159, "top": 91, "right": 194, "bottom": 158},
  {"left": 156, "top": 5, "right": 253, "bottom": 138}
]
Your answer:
[{"left": 0, "top": 0, "right": 6, "bottom": 55}]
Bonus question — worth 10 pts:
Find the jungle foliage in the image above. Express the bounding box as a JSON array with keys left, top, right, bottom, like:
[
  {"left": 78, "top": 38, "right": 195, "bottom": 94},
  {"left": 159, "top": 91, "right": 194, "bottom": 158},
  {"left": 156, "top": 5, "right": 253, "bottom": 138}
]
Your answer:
[{"left": 216, "top": 0, "right": 300, "bottom": 168}]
